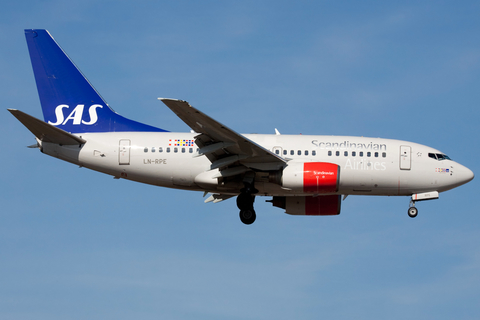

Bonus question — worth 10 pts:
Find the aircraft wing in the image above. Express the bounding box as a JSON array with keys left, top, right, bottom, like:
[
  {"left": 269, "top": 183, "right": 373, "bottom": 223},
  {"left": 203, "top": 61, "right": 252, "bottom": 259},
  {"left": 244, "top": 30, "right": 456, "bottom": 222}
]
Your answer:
[{"left": 160, "top": 98, "right": 286, "bottom": 171}]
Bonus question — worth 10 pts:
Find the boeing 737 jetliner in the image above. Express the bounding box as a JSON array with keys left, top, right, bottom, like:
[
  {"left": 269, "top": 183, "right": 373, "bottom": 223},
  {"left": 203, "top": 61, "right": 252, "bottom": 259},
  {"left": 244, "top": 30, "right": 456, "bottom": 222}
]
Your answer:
[{"left": 9, "top": 29, "right": 474, "bottom": 224}]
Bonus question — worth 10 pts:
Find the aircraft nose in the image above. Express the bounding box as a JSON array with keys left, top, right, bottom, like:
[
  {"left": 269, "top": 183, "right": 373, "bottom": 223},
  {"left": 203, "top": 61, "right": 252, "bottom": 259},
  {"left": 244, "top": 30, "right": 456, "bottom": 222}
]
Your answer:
[{"left": 456, "top": 163, "right": 474, "bottom": 186}]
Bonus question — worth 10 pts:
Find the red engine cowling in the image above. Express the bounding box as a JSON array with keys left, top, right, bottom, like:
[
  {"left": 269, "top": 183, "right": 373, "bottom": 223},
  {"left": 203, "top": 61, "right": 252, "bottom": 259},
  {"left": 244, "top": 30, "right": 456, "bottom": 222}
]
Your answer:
[
  {"left": 270, "top": 195, "right": 341, "bottom": 215},
  {"left": 281, "top": 162, "right": 340, "bottom": 194}
]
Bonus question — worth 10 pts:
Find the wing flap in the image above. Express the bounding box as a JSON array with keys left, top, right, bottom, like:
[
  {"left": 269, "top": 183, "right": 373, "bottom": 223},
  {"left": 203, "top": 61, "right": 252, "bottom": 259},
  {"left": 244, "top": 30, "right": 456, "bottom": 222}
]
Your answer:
[
  {"left": 8, "top": 109, "right": 86, "bottom": 145},
  {"left": 204, "top": 193, "right": 235, "bottom": 203}
]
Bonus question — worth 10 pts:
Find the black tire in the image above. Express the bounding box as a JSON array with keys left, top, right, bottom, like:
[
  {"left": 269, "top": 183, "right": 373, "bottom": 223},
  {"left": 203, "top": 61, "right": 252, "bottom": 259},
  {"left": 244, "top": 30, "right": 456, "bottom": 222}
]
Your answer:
[
  {"left": 408, "top": 207, "right": 418, "bottom": 218},
  {"left": 237, "top": 193, "right": 254, "bottom": 210},
  {"left": 239, "top": 209, "right": 256, "bottom": 225}
]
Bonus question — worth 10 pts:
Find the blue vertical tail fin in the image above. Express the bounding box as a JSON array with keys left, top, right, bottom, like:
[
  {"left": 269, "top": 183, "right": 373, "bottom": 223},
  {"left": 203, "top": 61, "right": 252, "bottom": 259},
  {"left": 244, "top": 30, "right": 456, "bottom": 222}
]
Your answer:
[{"left": 25, "top": 29, "right": 166, "bottom": 133}]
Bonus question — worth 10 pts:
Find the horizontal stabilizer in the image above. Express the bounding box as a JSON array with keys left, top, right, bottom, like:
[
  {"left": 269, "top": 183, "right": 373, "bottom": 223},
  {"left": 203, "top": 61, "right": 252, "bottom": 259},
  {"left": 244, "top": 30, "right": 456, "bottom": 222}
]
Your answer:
[{"left": 8, "top": 109, "right": 86, "bottom": 145}]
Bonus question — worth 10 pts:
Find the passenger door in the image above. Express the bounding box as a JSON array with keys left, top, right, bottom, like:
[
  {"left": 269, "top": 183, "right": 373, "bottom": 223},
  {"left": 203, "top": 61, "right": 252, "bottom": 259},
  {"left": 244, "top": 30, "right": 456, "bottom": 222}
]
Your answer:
[
  {"left": 400, "top": 145, "right": 411, "bottom": 170},
  {"left": 119, "top": 139, "right": 131, "bottom": 165}
]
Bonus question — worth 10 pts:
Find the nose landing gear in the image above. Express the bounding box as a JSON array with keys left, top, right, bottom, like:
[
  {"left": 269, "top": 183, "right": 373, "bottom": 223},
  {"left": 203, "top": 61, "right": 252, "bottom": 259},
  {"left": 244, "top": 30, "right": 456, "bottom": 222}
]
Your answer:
[
  {"left": 407, "top": 192, "right": 439, "bottom": 218},
  {"left": 407, "top": 200, "right": 418, "bottom": 218},
  {"left": 408, "top": 206, "right": 418, "bottom": 218}
]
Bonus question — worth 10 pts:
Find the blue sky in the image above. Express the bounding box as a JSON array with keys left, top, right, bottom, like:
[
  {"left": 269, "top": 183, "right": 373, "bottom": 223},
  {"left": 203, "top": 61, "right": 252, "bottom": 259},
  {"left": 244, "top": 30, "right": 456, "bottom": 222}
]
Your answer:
[{"left": 1, "top": 1, "right": 480, "bottom": 319}]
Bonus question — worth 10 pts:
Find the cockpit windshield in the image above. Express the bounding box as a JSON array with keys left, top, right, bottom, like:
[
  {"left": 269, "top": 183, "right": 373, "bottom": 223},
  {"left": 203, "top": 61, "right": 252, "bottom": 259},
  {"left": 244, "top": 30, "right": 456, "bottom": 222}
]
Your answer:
[{"left": 428, "top": 153, "right": 452, "bottom": 161}]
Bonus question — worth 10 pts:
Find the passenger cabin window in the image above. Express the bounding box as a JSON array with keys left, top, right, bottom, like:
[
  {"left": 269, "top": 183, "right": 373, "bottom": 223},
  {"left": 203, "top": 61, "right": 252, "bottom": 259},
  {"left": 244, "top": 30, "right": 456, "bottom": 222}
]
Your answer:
[
  {"left": 189, "top": 148, "right": 193, "bottom": 153},
  {"left": 144, "top": 147, "right": 148, "bottom": 153},
  {"left": 305, "top": 150, "right": 309, "bottom": 156},
  {"left": 352, "top": 151, "right": 356, "bottom": 157},
  {"left": 275, "top": 149, "right": 280, "bottom": 155},
  {"left": 382, "top": 152, "right": 386, "bottom": 158},
  {"left": 159, "top": 147, "right": 163, "bottom": 153},
  {"left": 167, "top": 147, "right": 171, "bottom": 153},
  {"left": 328, "top": 151, "right": 332, "bottom": 156},
  {"left": 312, "top": 150, "right": 316, "bottom": 156},
  {"left": 182, "top": 148, "right": 185, "bottom": 153},
  {"left": 283, "top": 150, "right": 287, "bottom": 155},
  {"left": 152, "top": 147, "right": 155, "bottom": 153},
  {"left": 367, "top": 152, "right": 371, "bottom": 157},
  {"left": 298, "top": 150, "right": 301, "bottom": 156},
  {"left": 336, "top": 151, "right": 340, "bottom": 156},
  {"left": 359, "top": 151, "right": 364, "bottom": 157},
  {"left": 344, "top": 151, "right": 348, "bottom": 156},
  {"left": 374, "top": 152, "right": 378, "bottom": 157},
  {"left": 290, "top": 150, "right": 294, "bottom": 156}
]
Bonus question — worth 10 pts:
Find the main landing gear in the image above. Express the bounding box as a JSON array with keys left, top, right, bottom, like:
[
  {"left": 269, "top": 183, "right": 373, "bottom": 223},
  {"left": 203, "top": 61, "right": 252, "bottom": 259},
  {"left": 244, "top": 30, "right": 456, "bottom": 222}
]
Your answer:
[
  {"left": 237, "top": 183, "right": 257, "bottom": 225},
  {"left": 408, "top": 200, "right": 418, "bottom": 218}
]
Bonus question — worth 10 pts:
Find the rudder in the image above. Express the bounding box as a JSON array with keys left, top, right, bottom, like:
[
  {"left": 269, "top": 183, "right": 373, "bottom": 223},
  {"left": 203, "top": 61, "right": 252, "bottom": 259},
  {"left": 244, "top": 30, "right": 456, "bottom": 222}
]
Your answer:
[{"left": 25, "top": 29, "right": 166, "bottom": 133}]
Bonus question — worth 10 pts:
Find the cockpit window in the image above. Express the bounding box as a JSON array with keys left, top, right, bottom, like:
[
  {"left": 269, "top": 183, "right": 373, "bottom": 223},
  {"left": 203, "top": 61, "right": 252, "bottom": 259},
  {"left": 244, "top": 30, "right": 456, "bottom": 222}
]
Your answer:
[
  {"left": 429, "top": 152, "right": 452, "bottom": 161},
  {"left": 436, "top": 153, "right": 451, "bottom": 161}
]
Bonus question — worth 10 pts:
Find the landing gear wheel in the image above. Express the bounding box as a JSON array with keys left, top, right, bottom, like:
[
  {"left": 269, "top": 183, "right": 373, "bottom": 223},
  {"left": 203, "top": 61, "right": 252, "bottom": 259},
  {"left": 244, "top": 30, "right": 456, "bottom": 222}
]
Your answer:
[
  {"left": 237, "top": 181, "right": 257, "bottom": 225},
  {"left": 408, "top": 207, "right": 418, "bottom": 218},
  {"left": 239, "top": 209, "right": 256, "bottom": 225},
  {"left": 237, "top": 193, "right": 254, "bottom": 211}
]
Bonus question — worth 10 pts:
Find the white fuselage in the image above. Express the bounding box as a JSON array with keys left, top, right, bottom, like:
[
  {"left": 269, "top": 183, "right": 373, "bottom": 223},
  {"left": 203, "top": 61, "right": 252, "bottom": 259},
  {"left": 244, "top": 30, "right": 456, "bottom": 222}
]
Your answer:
[{"left": 40, "top": 132, "right": 473, "bottom": 198}]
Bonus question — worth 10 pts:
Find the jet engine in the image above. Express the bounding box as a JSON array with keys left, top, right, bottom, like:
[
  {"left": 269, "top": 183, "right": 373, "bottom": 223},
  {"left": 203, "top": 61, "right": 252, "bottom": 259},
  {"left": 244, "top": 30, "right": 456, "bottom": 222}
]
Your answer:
[{"left": 270, "top": 162, "right": 340, "bottom": 193}]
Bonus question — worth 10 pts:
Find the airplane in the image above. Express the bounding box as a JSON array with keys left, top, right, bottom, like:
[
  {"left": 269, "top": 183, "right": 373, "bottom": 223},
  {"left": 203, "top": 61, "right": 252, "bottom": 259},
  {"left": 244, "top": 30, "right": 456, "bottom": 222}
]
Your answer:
[{"left": 9, "top": 29, "right": 474, "bottom": 225}]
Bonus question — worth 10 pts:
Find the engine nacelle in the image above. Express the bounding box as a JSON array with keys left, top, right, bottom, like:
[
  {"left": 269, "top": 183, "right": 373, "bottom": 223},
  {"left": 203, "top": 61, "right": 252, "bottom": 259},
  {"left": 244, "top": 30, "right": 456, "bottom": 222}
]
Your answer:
[
  {"left": 270, "top": 195, "right": 341, "bottom": 215},
  {"left": 280, "top": 162, "right": 340, "bottom": 194}
]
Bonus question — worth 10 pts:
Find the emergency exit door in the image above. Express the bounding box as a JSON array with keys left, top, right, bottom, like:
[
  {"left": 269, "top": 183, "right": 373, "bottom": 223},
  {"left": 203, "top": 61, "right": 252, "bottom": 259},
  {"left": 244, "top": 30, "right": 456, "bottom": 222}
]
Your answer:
[
  {"left": 272, "top": 146, "right": 283, "bottom": 156},
  {"left": 400, "top": 145, "right": 411, "bottom": 170},
  {"left": 119, "top": 139, "right": 131, "bottom": 165}
]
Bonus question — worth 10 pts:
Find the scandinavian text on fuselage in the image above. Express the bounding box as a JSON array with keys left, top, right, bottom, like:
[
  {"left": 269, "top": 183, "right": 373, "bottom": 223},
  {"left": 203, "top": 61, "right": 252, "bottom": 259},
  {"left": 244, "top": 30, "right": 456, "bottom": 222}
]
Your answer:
[{"left": 311, "top": 140, "right": 387, "bottom": 151}]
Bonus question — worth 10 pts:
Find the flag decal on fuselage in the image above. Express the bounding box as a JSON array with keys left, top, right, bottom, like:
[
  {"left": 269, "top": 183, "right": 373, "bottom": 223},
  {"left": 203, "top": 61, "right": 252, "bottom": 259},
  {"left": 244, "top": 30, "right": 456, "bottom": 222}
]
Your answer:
[{"left": 169, "top": 139, "right": 195, "bottom": 147}]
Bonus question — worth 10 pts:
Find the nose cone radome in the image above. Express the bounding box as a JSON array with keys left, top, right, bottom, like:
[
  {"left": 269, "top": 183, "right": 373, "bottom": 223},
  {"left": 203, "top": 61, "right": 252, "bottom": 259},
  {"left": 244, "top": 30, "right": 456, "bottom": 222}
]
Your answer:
[{"left": 456, "top": 163, "right": 474, "bottom": 186}]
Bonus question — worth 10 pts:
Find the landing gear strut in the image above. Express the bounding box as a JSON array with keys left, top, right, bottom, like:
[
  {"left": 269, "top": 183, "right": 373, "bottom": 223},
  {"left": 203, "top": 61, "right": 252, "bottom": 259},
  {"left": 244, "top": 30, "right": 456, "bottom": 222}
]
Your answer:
[
  {"left": 237, "top": 182, "right": 257, "bottom": 225},
  {"left": 408, "top": 200, "right": 418, "bottom": 218}
]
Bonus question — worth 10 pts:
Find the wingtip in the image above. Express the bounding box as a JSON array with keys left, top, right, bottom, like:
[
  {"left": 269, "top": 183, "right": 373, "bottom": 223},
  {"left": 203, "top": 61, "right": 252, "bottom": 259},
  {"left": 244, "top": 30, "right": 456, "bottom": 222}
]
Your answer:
[
  {"left": 7, "top": 108, "right": 21, "bottom": 116},
  {"left": 158, "top": 98, "right": 193, "bottom": 108}
]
